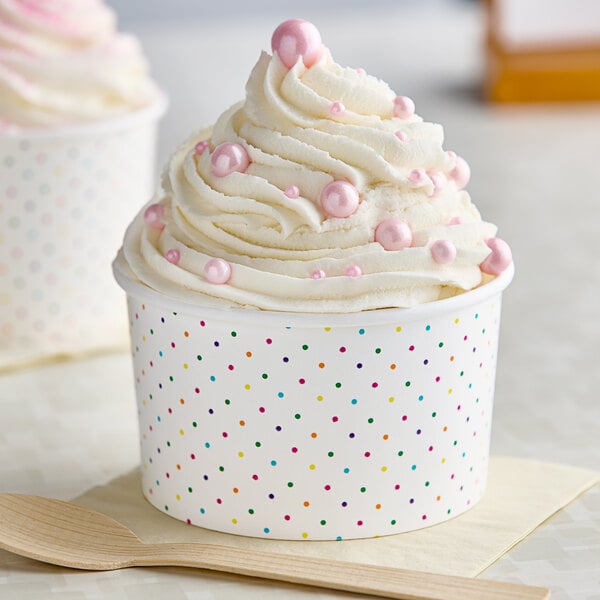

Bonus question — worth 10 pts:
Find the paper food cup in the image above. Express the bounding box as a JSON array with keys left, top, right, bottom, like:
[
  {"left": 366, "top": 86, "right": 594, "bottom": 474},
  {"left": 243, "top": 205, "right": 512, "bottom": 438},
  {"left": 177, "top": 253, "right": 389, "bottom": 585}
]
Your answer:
[
  {"left": 0, "top": 95, "right": 166, "bottom": 370},
  {"left": 114, "top": 261, "right": 514, "bottom": 540}
]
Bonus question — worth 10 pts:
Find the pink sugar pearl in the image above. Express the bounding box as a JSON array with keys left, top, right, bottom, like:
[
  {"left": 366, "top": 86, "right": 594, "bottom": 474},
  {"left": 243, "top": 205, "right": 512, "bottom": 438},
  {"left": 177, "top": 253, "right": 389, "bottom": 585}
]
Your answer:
[
  {"left": 320, "top": 180, "right": 360, "bottom": 218},
  {"left": 346, "top": 264, "right": 362, "bottom": 278},
  {"left": 194, "top": 140, "right": 210, "bottom": 156},
  {"left": 271, "top": 19, "right": 323, "bottom": 69},
  {"left": 395, "top": 131, "right": 408, "bottom": 142},
  {"left": 311, "top": 269, "right": 326, "bottom": 279},
  {"left": 448, "top": 155, "right": 471, "bottom": 190},
  {"left": 204, "top": 258, "right": 232, "bottom": 284},
  {"left": 210, "top": 142, "right": 250, "bottom": 177},
  {"left": 409, "top": 169, "right": 427, "bottom": 185},
  {"left": 393, "top": 96, "right": 415, "bottom": 119},
  {"left": 375, "top": 218, "right": 412, "bottom": 251},
  {"left": 449, "top": 216, "right": 464, "bottom": 225},
  {"left": 430, "top": 240, "right": 457, "bottom": 264},
  {"left": 165, "top": 248, "right": 180, "bottom": 265},
  {"left": 480, "top": 238, "right": 512, "bottom": 275},
  {"left": 284, "top": 185, "right": 300, "bottom": 198},
  {"left": 428, "top": 172, "right": 446, "bottom": 197},
  {"left": 143, "top": 203, "right": 165, "bottom": 230},
  {"left": 328, "top": 101, "right": 346, "bottom": 118}
]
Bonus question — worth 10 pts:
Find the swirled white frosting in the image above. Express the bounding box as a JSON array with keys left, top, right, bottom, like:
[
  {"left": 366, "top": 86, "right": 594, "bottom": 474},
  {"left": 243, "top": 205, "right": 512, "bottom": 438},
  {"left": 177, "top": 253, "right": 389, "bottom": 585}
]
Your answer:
[
  {"left": 0, "top": 0, "right": 158, "bottom": 127},
  {"left": 119, "top": 46, "right": 498, "bottom": 313}
]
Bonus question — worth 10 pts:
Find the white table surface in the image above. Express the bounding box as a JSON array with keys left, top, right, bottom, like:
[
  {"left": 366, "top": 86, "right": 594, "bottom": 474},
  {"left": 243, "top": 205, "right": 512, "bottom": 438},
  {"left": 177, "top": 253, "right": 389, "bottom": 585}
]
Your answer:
[{"left": 2, "top": 3, "right": 600, "bottom": 599}]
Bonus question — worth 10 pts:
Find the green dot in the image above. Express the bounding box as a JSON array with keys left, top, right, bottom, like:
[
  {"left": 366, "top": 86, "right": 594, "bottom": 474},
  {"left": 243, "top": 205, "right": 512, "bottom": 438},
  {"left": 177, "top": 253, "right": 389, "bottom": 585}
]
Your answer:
[
  {"left": 219, "top": 466, "right": 225, "bottom": 472},
  {"left": 327, "top": 451, "right": 334, "bottom": 457},
  {"left": 169, "top": 376, "right": 174, "bottom": 382},
  {"left": 150, "top": 329, "right": 154, "bottom": 335},
  {"left": 335, "top": 382, "right": 342, "bottom": 388},
  {"left": 248, "top": 508, "right": 254, "bottom": 514},
  {"left": 225, "top": 399, "right": 231, "bottom": 405},
  {"left": 391, "top": 519, "right": 397, "bottom": 525},
  {"left": 405, "top": 381, "right": 411, "bottom": 387},
  {"left": 302, "top": 344, "right": 309, "bottom": 350},
  {"left": 398, "top": 450, "right": 404, "bottom": 456},
  {"left": 262, "top": 373, "right": 268, "bottom": 379},
  {"left": 197, "top": 355, "right": 202, "bottom": 361},
  {"left": 431, "top": 412, "right": 437, "bottom": 418},
  {"left": 255, "top": 441, "right": 262, "bottom": 447},
  {"left": 287, "top": 482, "right": 294, "bottom": 488},
  {"left": 367, "top": 418, "right": 374, "bottom": 424},
  {"left": 164, "top": 505, "right": 169, "bottom": 511},
  {"left": 438, "top": 342, "right": 444, "bottom": 348},
  {"left": 447, "top": 509, "right": 452, "bottom": 514},
  {"left": 360, "top": 487, "right": 366, "bottom": 493},
  {"left": 188, "top": 487, "right": 193, "bottom": 493},
  {"left": 294, "top": 413, "right": 301, "bottom": 420},
  {"left": 192, "top": 421, "right": 198, "bottom": 427},
  {"left": 231, "top": 331, "right": 237, "bottom": 337},
  {"left": 320, "top": 520, "right": 326, "bottom": 526},
  {"left": 425, "top": 481, "right": 430, "bottom": 487},
  {"left": 453, "top": 440, "right": 458, "bottom": 446},
  {"left": 166, "top": 441, "right": 171, "bottom": 447},
  {"left": 375, "top": 347, "right": 381, "bottom": 354}
]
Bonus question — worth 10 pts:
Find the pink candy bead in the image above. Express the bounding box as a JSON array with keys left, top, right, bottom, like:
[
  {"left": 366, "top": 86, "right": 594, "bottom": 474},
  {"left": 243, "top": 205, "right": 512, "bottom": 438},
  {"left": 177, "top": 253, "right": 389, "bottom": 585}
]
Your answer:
[
  {"left": 143, "top": 203, "right": 165, "bottom": 230},
  {"left": 284, "top": 185, "right": 300, "bottom": 198},
  {"left": 428, "top": 172, "right": 446, "bottom": 197},
  {"left": 271, "top": 19, "right": 323, "bottom": 69},
  {"left": 395, "top": 131, "right": 408, "bottom": 142},
  {"left": 480, "top": 238, "right": 512, "bottom": 275},
  {"left": 320, "top": 180, "right": 360, "bottom": 218},
  {"left": 346, "top": 264, "right": 362, "bottom": 278},
  {"left": 311, "top": 269, "right": 326, "bottom": 279},
  {"left": 448, "top": 155, "right": 471, "bottom": 190},
  {"left": 375, "top": 218, "right": 412, "bottom": 251},
  {"left": 165, "top": 248, "right": 180, "bottom": 265},
  {"left": 409, "top": 169, "right": 427, "bottom": 185},
  {"left": 430, "top": 240, "right": 457, "bottom": 264},
  {"left": 355, "top": 67, "right": 366, "bottom": 75},
  {"left": 210, "top": 142, "right": 250, "bottom": 177},
  {"left": 328, "top": 101, "right": 346, "bottom": 117},
  {"left": 194, "top": 140, "right": 210, "bottom": 156},
  {"left": 393, "top": 96, "right": 415, "bottom": 119},
  {"left": 449, "top": 216, "right": 464, "bottom": 225},
  {"left": 204, "top": 257, "right": 232, "bottom": 284}
]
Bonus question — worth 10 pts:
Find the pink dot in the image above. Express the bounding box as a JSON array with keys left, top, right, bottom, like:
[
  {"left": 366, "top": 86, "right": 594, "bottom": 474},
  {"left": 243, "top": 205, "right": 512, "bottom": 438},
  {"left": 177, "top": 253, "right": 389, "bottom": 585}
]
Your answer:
[
  {"left": 364, "top": 451, "right": 371, "bottom": 458},
  {"left": 311, "top": 269, "right": 326, "bottom": 279},
  {"left": 284, "top": 514, "right": 291, "bottom": 521},
  {"left": 284, "top": 185, "right": 300, "bottom": 198},
  {"left": 144, "top": 203, "right": 165, "bottom": 230},
  {"left": 194, "top": 140, "right": 210, "bottom": 156},
  {"left": 409, "top": 345, "right": 415, "bottom": 351},
  {"left": 190, "top": 453, "right": 196, "bottom": 460},
  {"left": 228, "top": 364, "right": 234, "bottom": 370},
  {"left": 422, "top": 514, "right": 427, "bottom": 520},
  {"left": 324, "top": 484, "right": 331, "bottom": 491},
  {"left": 430, "top": 240, "right": 457, "bottom": 265},
  {"left": 480, "top": 237, "right": 512, "bottom": 275},
  {"left": 371, "top": 382, "right": 378, "bottom": 388},
  {"left": 395, "top": 131, "right": 408, "bottom": 141},
  {"left": 346, "top": 264, "right": 362, "bottom": 278},
  {"left": 448, "top": 155, "right": 471, "bottom": 190},
  {"left": 355, "top": 67, "right": 366, "bottom": 75},
  {"left": 165, "top": 248, "right": 180, "bottom": 265},
  {"left": 299, "top": 378, "right": 306, "bottom": 384},
  {"left": 328, "top": 101, "right": 346, "bottom": 117},
  {"left": 408, "top": 169, "right": 427, "bottom": 185},
  {"left": 332, "top": 416, "right": 339, "bottom": 422},
  {"left": 203, "top": 257, "right": 232, "bottom": 284}
]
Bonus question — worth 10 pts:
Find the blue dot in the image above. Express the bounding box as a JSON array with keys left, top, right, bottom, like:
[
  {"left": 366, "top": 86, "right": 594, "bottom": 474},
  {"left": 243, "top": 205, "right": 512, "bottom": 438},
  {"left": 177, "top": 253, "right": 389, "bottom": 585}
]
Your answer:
[
  {"left": 200, "top": 508, "right": 205, "bottom": 514},
  {"left": 157, "top": 416, "right": 161, "bottom": 422},
  {"left": 264, "top": 527, "right": 270, "bottom": 534},
  {"left": 351, "top": 399, "right": 358, "bottom": 405},
  {"left": 270, "top": 460, "right": 277, "bottom": 466},
  {"left": 411, "top": 464, "right": 417, "bottom": 470},
  {"left": 278, "top": 392, "right": 284, "bottom": 398},
  {"left": 205, "top": 442, "right": 210, "bottom": 448},
  {"left": 356, "top": 363, "right": 363, "bottom": 369},
  {"left": 425, "top": 324, "right": 431, "bottom": 331},
  {"left": 418, "top": 395, "right": 424, "bottom": 401},
  {"left": 210, "top": 375, "right": 216, "bottom": 382},
  {"left": 283, "top": 356, "right": 289, "bottom": 363},
  {"left": 358, "top": 328, "right": 365, "bottom": 335},
  {"left": 336, "top": 536, "right": 343, "bottom": 540},
  {"left": 159, "top": 351, "right": 163, "bottom": 357},
  {"left": 343, "top": 467, "right": 350, "bottom": 474}
]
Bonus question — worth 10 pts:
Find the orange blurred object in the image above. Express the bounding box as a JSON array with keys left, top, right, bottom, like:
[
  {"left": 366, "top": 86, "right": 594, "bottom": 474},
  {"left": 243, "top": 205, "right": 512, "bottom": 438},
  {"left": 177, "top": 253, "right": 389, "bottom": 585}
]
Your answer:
[{"left": 485, "top": 0, "right": 600, "bottom": 102}]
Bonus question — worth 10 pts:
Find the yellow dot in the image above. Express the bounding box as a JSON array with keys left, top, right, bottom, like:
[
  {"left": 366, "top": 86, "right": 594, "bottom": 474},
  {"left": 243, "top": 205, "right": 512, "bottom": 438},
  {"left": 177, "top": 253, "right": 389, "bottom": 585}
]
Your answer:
[
  {"left": 388, "top": 396, "right": 395, "bottom": 403},
  {"left": 324, "top": 327, "right": 331, "bottom": 332},
  {"left": 441, "top": 457, "right": 446, "bottom": 463},
  {"left": 142, "top": 400, "right": 147, "bottom": 407},
  {"left": 309, "top": 464, "right": 316, "bottom": 470},
  {"left": 381, "top": 466, "right": 387, "bottom": 472},
  {"left": 183, "top": 363, "right": 189, "bottom": 369},
  {"left": 176, "top": 494, "right": 181, "bottom": 501},
  {"left": 142, "top": 335, "right": 146, "bottom": 342},
  {"left": 317, "top": 395, "right": 323, "bottom": 402},
  {"left": 238, "top": 451, "right": 244, "bottom": 458},
  {"left": 396, "top": 326, "right": 402, "bottom": 332},
  {"left": 232, "top": 518, "right": 238, "bottom": 524},
  {"left": 454, "top": 318, "right": 460, "bottom": 324},
  {"left": 142, "top": 304, "right": 146, "bottom": 310},
  {"left": 302, "top": 532, "right": 309, "bottom": 539},
  {"left": 448, "top": 388, "right": 453, "bottom": 395},
  {"left": 244, "top": 384, "right": 251, "bottom": 390},
  {"left": 179, "top": 429, "right": 185, "bottom": 436}
]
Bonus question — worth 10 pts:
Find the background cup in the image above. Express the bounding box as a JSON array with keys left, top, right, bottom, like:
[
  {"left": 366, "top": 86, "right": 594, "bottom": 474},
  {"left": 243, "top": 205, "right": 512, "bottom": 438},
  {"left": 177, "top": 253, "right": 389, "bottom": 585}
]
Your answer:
[
  {"left": 115, "top": 259, "right": 513, "bottom": 541},
  {"left": 0, "top": 96, "right": 167, "bottom": 370}
]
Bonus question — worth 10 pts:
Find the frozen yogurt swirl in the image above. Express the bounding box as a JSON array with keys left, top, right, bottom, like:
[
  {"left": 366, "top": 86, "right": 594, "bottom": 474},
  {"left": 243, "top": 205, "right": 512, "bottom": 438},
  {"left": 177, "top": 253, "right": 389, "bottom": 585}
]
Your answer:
[
  {"left": 0, "top": 0, "right": 158, "bottom": 127},
  {"left": 118, "top": 19, "right": 511, "bottom": 313}
]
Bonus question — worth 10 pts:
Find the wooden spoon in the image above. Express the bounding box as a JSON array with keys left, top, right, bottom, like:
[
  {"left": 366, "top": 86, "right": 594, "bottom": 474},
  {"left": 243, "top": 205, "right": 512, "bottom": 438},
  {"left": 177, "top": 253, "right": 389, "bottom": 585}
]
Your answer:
[{"left": 0, "top": 493, "right": 549, "bottom": 600}]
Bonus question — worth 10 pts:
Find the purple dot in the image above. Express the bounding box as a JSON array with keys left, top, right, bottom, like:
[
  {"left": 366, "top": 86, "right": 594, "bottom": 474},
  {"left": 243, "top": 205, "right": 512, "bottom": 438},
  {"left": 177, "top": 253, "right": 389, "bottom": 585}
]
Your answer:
[
  {"left": 208, "top": 408, "right": 214, "bottom": 414},
  {"left": 349, "top": 433, "right": 355, "bottom": 438},
  {"left": 409, "top": 498, "right": 414, "bottom": 504},
  {"left": 416, "top": 429, "right": 421, "bottom": 434},
  {"left": 214, "top": 341, "right": 220, "bottom": 347},
  {"left": 423, "top": 359, "right": 429, "bottom": 365},
  {"left": 341, "top": 501, "right": 348, "bottom": 507},
  {"left": 275, "top": 425, "right": 282, "bottom": 431},
  {"left": 283, "top": 356, "right": 289, "bottom": 363},
  {"left": 268, "top": 493, "right": 275, "bottom": 499},
  {"left": 356, "top": 363, "right": 363, "bottom": 369}
]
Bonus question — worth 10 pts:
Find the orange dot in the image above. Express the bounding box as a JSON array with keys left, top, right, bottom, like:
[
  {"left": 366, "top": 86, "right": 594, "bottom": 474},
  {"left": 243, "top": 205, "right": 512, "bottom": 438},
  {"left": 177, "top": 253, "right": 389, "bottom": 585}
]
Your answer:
[
  {"left": 436, "top": 495, "right": 441, "bottom": 501},
  {"left": 303, "top": 501, "right": 310, "bottom": 507},
  {"left": 233, "top": 487, "right": 239, "bottom": 494},
  {"left": 450, "top": 355, "right": 454, "bottom": 362},
  {"left": 383, "top": 434, "right": 389, "bottom": 440},
  {"left": 184, "top": 331, "right": 189, "bottom": 337},
  {"left": 443, "top": 426, "right": 448, "bottom": 432},
  {"left": 176, "top": 464, "right": 181, "bottom": 470},
  {"left": 141, "top": 369, "right": 145, "bottom": 376},
  {"left": 311, "top": 432, "right": 317, "bottom": 438},
  {"left": 180, "top": 398, "right": 185, "bottom": 404},
  {"left": 246, "top": 351, "right": 252, "bottom": 358},
  {"left": 142, "top": 304, "right": 146, "bottom": 310},
  {"left": 375, "top": 503, "right": 381, "bottom": 510},
  {"left": 390, "top": 363, "right": 396, "bottom": 370},
  {"left": 318, "top": 362, "right": 325, "bottom": 369},
  {"left": 239, "top": 420, "right": 246, "bottom": 426}
]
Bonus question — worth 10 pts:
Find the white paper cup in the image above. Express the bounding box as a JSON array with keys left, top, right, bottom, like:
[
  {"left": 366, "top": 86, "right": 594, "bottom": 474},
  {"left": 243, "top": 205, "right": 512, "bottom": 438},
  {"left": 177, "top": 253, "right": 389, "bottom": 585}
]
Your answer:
[
  {"left": 0, "top": 95, "right": 167, "bottom": 370},
  {"left": 114, "top": 261, "right": 513, "bottom": 540}
]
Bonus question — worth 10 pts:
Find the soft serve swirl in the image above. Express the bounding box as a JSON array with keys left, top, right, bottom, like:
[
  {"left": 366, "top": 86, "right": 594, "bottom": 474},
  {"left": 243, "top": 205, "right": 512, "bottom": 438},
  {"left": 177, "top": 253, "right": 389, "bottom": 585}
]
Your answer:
[
  {"left": 118, "top": 19, "right": 511, "bottom": 312},
  {"left": 0, "top": 0, "right": 158, "bottom": 127}
]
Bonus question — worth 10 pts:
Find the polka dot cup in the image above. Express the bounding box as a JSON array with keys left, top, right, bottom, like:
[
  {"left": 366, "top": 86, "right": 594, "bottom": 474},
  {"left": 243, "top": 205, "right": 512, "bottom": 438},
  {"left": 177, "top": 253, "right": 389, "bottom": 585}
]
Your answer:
[
  {"left": 114, "top": 262, "right": 513, "bottom": 540},
  {"left": 0, "top": 96, "right": 166, "bottom": 370}
]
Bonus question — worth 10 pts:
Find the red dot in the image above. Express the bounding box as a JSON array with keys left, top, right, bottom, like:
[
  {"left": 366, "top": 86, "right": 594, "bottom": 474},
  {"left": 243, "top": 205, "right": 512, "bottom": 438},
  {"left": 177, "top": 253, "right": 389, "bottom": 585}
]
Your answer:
[
  {"left": 332, "top": 416, "right": 339, "bottom": 422},
  {"left": 190, "top": 453, "right": 196, "bottom": 460},
  {"left": 364, "top": 451, "right": 371, "bottom": 457},
  {"left": 291, "top": 447, "right": 298, "bottom": 453},
  {"left": 252, "top": 474, "right": 259, "bottom": 480},
  {"left": 299, "top": 378, "right": 306, "bottom": 384},
  {"left": 166, "top": 472, "right": 170, "bottom": 478},
  {"left": 428, "top": 446, "right": 434, "bottom": 451},
  {"left": 228, "top": 364, "right": 234, "bottom": 370},
  {"left": 435, "top": 376, "right": 441, "bottom": 382},
  {"left": 171, "top": 342, "right": 176, "bottom": 348},
  {"left": 324, "top": 484, "right": 331, "bottom": 491},
  {"left": 394, "top": 484, "right": 400, "bottom": 490},
  {"left": 339, "top": 346, "right": 346, "bottom": 353},
  {"left": 200, "top": 321, "right": 206, "bottom": 327},
  {"left": 371, "top": 382, "right": 378, "bottom": 388},
  {"left": 168, "top": 408, "right": 172, "bottom": 414},
  {"left": 402, "top": 415, "right": 408, "bottom": 421},
  {"left": 195, "top": 387, "right": 200, "bottom": 393},
  {"left": 259, "top": 406, "right": 266, "bottom": 413},
  {"left": 266, "top": 338, "right": 272, "bottom": 344},
  {"left": 357, "top": 520, "right": 363, "bottom": 526},
  {"left": 186, "top": 519, "right": 191, "bottom": 524},
  {"left": 409, "top": 345, "right": 415, "bottom": 351},
  {"left": 284, "top": 515, "right": 291, "bottom": 521},
  {"left": 222, "top": 431, "right": 228, "bottom": 437},
  {"left": 422, "top": 514, "right": 427, "bottom": 520},
  {"left": 216, "top": 498, "right": 222, "bottom": 504}
]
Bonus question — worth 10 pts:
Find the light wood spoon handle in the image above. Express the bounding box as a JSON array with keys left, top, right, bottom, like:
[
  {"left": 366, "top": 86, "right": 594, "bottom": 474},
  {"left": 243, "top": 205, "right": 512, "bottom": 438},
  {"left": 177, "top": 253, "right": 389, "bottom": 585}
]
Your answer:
[{"left": 0, "top": 493, "right": 550, "bottom": 600}]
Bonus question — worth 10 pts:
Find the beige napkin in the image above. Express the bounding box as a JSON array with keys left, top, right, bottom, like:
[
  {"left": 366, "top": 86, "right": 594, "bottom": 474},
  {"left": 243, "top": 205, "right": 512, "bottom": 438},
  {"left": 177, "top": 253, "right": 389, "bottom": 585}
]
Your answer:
[{"left": 76, "top": 455, "right": 598, "bottom": 577}]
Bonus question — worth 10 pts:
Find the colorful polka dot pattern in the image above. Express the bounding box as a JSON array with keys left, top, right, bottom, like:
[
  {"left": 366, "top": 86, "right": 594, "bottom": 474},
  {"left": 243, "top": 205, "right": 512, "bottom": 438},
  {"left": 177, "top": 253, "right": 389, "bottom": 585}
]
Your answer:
[
  {"left": 128, "top": 295, "right": 503, "bottom": 540},
  {"left": 0, "top": 124, "right": 157, "bottom": 367}
]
